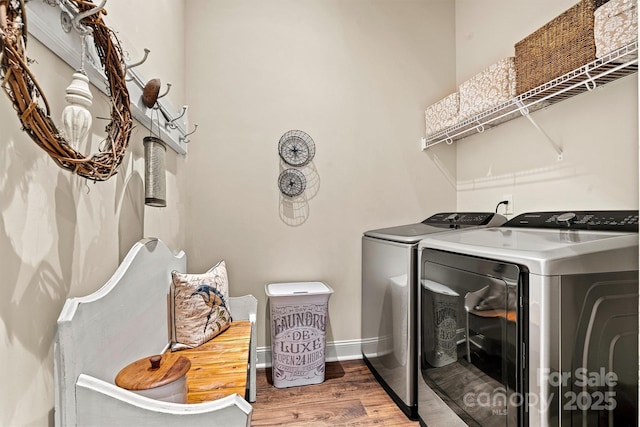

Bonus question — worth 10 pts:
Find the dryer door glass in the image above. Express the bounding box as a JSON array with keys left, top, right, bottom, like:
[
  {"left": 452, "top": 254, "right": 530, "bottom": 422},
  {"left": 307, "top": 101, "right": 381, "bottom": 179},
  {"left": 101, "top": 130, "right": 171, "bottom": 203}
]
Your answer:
[{"left": 420, "top": 258, "right": 520, "bottom": 427}]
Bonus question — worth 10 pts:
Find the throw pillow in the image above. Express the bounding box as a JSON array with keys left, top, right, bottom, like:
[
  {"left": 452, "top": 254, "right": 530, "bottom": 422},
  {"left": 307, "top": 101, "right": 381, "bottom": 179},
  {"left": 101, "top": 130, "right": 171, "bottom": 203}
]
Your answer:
[{"left": 170, "top": 260, "right": 232, "bottom": 351}]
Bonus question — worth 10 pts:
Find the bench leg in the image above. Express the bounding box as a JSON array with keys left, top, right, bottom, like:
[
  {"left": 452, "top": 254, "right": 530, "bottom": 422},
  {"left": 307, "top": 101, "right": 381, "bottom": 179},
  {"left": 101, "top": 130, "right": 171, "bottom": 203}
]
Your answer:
[{"left": 248, "top": 320, "right": 257, "bottom": 402}]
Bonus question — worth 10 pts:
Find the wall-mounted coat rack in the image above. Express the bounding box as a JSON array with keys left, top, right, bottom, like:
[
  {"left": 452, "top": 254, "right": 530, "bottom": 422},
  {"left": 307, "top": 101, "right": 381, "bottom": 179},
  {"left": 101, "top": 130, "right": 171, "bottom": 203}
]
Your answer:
[{"left": 24, "top": 0, "right": 191, "bottom": 155}]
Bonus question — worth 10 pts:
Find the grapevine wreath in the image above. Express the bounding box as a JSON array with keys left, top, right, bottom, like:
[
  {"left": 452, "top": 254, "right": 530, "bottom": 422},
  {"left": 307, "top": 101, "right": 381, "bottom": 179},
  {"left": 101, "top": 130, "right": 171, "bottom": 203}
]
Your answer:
[{"left": 0, "top": 0, "right": 132, "bottom": 181}]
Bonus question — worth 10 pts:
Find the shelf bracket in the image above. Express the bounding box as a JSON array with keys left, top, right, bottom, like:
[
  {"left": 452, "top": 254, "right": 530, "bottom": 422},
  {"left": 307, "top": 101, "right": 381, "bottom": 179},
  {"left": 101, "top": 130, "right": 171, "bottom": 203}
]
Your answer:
[
  {"left": 515, "top": 100, "right": 563, "bottom": 161},
  {"left": 584, "top": 71, "right": 597, "bottom": 91}
]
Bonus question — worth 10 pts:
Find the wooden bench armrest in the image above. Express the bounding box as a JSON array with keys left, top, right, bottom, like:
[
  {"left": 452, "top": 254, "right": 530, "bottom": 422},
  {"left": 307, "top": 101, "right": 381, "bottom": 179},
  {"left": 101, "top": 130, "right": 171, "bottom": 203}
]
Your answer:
[
  {"left": 75, "top": 374, "right": 252, "bottom": 427},
  {"left": 229, "top": 295, "right": 257, "bottom": 321},
  {"left": 228, "top": 294, "right": 257, "bottom": 402}
]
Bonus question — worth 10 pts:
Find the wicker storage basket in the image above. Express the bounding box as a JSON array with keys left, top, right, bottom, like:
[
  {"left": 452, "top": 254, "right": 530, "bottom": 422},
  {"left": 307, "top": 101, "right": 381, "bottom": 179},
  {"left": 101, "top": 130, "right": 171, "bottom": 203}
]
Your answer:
[{"left": 515, "top": 0, "right": 601, "bottom": 95}]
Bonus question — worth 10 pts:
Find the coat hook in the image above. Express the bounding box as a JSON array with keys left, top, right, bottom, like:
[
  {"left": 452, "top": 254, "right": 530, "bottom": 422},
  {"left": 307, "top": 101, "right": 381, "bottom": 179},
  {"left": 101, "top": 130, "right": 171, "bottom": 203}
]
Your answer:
[
  {"left": 180, "top": 124, "right": 198, "bottom": 143},
  {"left": 166, "top": 106, "right": 187, "bottom": 129},
  {"left": 125, "top": 48, "right": 150, "bottom": 82},
  {"left": 125, "top": 48, "right": 150, "bottom": 71},
  {"left": 72, "top": 0, "right": 107, "bottom": 35},
  {"left": 157, "top": 82, "right": 172, "bottom": 99}
]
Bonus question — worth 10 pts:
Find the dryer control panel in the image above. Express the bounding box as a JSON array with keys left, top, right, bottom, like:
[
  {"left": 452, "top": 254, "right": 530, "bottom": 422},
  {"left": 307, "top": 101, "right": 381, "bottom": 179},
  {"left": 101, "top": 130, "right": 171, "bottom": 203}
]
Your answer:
[{"left": 504, "top": 210, "right": 639, "bottom": 232}]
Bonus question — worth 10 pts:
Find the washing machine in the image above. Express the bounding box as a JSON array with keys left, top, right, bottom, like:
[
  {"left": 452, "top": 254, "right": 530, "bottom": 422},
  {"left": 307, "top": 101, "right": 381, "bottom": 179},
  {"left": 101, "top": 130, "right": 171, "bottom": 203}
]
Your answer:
[
  {"left": 417, "top": 210, "right": 639, "bottom": 427},
  {"left": 361, "top": 212, "right": 507, "bottom": 419}
]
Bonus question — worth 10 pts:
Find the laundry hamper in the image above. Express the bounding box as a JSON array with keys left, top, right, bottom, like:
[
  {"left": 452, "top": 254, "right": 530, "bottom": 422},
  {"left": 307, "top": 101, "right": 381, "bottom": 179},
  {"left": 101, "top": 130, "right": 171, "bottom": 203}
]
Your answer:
[{"left": 266, "top": 281, "right": 333, "bottom": 388}]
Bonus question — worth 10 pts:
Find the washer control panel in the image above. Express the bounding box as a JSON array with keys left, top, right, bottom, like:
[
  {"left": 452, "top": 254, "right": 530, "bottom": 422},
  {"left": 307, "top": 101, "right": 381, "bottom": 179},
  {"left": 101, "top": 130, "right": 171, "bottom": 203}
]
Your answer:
[
  {"left": 504, "top": 210, "right": 639, "bottom": 231},
  {"left": 422, "top": 212, "right": 506, "bottom": 229}
]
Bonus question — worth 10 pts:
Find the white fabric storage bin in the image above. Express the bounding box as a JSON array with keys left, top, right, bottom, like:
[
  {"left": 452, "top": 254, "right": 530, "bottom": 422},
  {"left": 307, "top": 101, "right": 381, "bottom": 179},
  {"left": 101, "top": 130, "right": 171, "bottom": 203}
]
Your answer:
[
  {"left": 458, "top": 57, "right": 516, "bottom": 120},
  {"left": 424, "top": 92, "right": 459, "bottom": 137},
  {"left": 265, "top": 281, "right": 333, "bottom": 388},
  {"left": 594, "top": 0, "right": 638, "bottom": 59}
]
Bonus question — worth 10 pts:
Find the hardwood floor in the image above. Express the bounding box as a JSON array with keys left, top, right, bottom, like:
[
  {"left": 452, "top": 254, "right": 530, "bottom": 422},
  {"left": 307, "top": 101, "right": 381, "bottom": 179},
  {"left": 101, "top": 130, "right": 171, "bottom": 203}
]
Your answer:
[{"left": 251, "top": 359, "right": 420, "bottom": 426}]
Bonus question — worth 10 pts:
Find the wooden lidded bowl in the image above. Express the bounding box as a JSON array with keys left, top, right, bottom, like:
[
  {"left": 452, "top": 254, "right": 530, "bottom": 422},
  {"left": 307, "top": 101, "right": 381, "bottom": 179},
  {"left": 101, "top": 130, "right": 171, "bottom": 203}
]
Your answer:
[{"left": 115, "top": 353, "right": 191, "bottom": 403}]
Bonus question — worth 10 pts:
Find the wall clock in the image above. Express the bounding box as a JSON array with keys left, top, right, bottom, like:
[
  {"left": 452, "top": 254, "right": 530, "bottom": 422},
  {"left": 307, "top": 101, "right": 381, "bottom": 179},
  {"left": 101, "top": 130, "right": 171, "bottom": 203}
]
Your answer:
[
  {"left": 278, "top": 130, "right": 316, "bottom": 167},
  {"left": 278, "top": 169, "right": 306, "bottom": 197}
]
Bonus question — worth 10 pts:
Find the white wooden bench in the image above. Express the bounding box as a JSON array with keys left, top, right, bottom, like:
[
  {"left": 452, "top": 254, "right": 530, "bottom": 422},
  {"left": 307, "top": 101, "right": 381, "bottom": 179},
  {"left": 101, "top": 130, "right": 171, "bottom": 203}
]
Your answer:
[{"left": 54, "top": 238, "right": 257, "bottom": 427}]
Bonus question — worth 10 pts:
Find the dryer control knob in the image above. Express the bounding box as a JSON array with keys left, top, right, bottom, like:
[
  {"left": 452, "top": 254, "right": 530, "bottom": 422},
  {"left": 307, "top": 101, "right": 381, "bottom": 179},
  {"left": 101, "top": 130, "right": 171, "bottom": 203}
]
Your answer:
[
  {"left": 446, "top": 213, "right": 459, "bottom": 222},
  {"left": 556, "top": 212, "right": 577, "bottom": 227}
]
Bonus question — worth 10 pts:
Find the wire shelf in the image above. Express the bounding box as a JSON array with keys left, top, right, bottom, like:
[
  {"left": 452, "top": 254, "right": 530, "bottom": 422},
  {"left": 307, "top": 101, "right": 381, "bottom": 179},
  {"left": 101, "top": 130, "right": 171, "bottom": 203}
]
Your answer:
[{"left": 423, "top": 41, "right": 638, "bottom": 149}]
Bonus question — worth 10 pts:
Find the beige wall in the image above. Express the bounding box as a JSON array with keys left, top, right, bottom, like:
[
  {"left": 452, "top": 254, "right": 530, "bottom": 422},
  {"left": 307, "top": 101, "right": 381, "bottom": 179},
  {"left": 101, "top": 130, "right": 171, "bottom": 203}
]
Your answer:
[
  {"left": 0, "top": 1, "right": 185, "bottom": 426},
  {"left": 4, "top": 1, "right": 636, "bottom": 425},
  {"left": 454, "top": 0, "right": 639, "bottom": 213},
  {"left": 183, "top": 0, "right": 457, "bottom": 350}
]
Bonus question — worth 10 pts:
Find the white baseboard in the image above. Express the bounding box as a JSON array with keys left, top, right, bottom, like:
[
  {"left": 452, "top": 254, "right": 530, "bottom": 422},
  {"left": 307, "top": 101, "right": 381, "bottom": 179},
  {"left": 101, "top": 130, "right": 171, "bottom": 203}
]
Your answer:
[{"left": 257, "top": 339, "right": 363, "bottom": 368}]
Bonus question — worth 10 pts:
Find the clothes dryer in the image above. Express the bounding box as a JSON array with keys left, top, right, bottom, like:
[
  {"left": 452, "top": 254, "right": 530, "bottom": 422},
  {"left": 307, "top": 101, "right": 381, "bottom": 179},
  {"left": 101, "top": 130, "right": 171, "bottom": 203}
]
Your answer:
[
  {"left": 417, "top": 210, "right": 638, "bottom": 427},
  {"left": 361, "top": 212, "right": 506, "bottom": 419}
]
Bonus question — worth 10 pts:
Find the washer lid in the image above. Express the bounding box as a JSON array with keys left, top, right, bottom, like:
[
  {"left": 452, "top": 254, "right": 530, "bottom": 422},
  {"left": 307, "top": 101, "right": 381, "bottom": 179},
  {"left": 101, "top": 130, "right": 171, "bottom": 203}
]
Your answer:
[
  {"left": 364, "top": 222, "right": 446, "bottom": 243},
  {"left": 364, "top": 212, "right": 505, "bottom": 244}
]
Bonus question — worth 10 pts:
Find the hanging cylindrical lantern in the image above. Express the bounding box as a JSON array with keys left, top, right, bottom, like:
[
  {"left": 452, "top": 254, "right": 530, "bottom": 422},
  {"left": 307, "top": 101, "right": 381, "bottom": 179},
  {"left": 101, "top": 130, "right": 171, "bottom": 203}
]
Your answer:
[{"left": 143, "top": 136, "right": 167, "bottom": 207}]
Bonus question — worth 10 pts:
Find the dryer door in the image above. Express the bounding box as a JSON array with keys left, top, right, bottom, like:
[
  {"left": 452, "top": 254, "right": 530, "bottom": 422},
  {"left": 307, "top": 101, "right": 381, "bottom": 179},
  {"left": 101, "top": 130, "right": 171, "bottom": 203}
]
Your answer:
[{"left": 418, "top": 249, "right": 523, "bottom": 427}]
